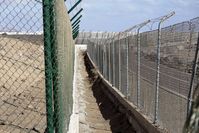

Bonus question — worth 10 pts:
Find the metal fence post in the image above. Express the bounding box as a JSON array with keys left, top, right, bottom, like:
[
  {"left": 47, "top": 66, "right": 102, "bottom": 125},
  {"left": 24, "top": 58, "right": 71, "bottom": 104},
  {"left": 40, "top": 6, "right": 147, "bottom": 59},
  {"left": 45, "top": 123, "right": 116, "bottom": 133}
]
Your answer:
[
  {"left": 112, "top": 33, "right": 116, "bottom": 87},
  {"left": 105, "top": 32, "right": 110, "bottom": 79},
  {"left": 109, "top": 37, "right": 111, "bottom": 82},
  {"left": 43, "top": 0, "right": 54, "bottom": 132},
  {"left": 103, "top": 44, "right": 105, "bottom": 76},
  {"left": 94, "top": 33, "right": 98, "bottom": 64},
  {"left": 119, "top": 33, "right": 122, "bottom": 91},
  {"left": 136, "top": 20, "right": 151, "bottom": 107},
  {"left": 126, "top": 32, "right": 129, "bottom": 99},
  {"left": 154, "top": 12, "right": 175, "bottom": 123},
  {"left": 100, "top": 33, "right": 103, "bottom": 73},
  {"left": 96, "top": 32, "right": 99, "bottom": 67},
  {"left": 98, "top": 32, "right": 100, "bottom": 68},
  {"left": 106, "top": 33, "right": 110, "bottom": 80},
  {"left": 136, "top": 29, "right": 141, "bottom": 107},
  {"left": 101, "top": 32, "right": 105, "bottom": 75},
  {"left": 154, "top": 22, "right": 162, "bottom": 124},
  {"left": 187, "top": 31, "right": 199, "bottom": 116}
]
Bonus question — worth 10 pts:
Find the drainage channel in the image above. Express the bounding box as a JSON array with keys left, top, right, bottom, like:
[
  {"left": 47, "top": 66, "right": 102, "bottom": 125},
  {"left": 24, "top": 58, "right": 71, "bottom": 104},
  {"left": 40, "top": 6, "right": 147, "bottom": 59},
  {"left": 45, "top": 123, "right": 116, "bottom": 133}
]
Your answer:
[{"left": 72, "top": 45, "right": 136, "bottom": 133}]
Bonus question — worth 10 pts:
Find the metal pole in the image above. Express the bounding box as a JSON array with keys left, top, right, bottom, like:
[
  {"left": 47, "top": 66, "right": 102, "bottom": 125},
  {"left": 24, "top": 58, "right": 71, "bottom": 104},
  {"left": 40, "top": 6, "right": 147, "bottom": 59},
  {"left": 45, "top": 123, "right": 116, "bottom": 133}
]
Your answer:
[
  {"left": 154, "top": 22, "right": 162, "bottom": 123},
  {"left": 119, "top": 32, "right": 121, "bottom": 91},
  {"left": 71, "top": 15, "right": 82, "bottom": 25},
  {"left": 137, "top": 29, "right": 141, "bottom": 107},
  {"left": 104, "top": 32, "right": 109, "bottom": 79},
  {"left": 94, "top": 32, "right": 97, "bottom": 63},
  {"left": 126, "top": 32, "right": 129, "bottom": 99},
  {"left": 73, "top": 30, "right": 79, "bottom": 37},
  {"left": 154, "top": 12, "right": 175, "bottom": 124},
  {"left": 73, "top": 28, "right": 79, "bottom": 35},
  {"left": 96, "top": 32, "right": 99, "bottom": 67},
  {"left": 72, "top": 20, "right": 80, "bottom": 29},
  {"left": 109, "top": 38, "right": 111, "bottom": 82},
  {"left": 42, "top": 0, "right": 54, "bottom": 132},
  {"left": 136, "top": 20, "right": 151, "bottom": 107},
  {"left": 73, "top": 31, "right": 79, "bottom": 39},
  {"left": 73, "top": 25, "right": 80, "bottom": 33},
  {"left": 70, "top": 8, "right": 83, "bottom": 21},
  {"left": 68, "top": 0, "right": 82, "bottom": 14},
  {"left": 102, "top": 33, "right": 106, "bottom": 75},
  {"left": 187, "top": 32, "right": 199, "bottom": 116},
  {"left": 113, "top": 33, "right": 116, "bottom": 87},
  {"left": 100, "top": 32, "right": 104, "bottom": 73},
  {"left": 103, "top": 44, "right": 105, "bottom": 76}
]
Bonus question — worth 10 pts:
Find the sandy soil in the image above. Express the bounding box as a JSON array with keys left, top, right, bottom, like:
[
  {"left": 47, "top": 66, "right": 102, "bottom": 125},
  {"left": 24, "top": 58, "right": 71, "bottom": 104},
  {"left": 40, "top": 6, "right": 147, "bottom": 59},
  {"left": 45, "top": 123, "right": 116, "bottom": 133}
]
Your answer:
[{"left": 0, "top": 36, "right": 46, "bottom": 133}]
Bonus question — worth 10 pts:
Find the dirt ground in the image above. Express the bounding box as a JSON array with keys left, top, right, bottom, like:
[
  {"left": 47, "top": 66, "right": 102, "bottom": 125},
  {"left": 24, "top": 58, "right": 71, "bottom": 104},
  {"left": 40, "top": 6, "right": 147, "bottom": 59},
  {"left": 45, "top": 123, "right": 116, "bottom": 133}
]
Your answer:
[
  {"left": 74, "top": 46, "right": 112, "bottom": 133},
  {"left": 0, "top": 36, "right": 46, "bottom": 133},
  {"left": 73, "top": 45, "right": 136, "bottom": 133}
]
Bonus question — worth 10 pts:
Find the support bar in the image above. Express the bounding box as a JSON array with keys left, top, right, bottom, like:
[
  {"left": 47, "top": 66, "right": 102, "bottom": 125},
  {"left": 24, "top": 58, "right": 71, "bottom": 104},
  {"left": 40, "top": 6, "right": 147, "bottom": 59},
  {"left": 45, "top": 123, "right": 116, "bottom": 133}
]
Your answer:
[
  {"left": 73, "top": 30, "right": 79, "bottom": 36},
  {"left": 72, "top": 21, "right": 80, "bottom": 29},
  {"left": 72, "top": 20, "right": 81, "bottom": 27},
  {"left": 73, "top": 29, "right": 79, "bottom": 35},
  {"left": 73, "top": 30, "right": 79, "bottom": 38},
  {"left": 73, "top": 31, "right": 79, "bottom": 39},
  {"left": 68, "top": 0, "right": 82, "bottom": 14},
  {"left": 71, "top": 15, "right": 82, "bottom": 26},
  {"left": 73, "top": 25, "right": 79, "bottom": 31},
  {"left": 73, "top": 26, "right": 80, "bottom": 34},
  {"left": 70, "top": 8, "right": 83, "bottom": 22}
]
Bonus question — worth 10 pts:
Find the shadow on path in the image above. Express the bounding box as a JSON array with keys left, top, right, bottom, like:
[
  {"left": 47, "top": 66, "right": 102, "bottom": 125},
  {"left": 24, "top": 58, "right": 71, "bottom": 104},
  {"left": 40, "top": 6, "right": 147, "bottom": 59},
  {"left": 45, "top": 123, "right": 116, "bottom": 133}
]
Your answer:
[{"left": 84, "top": 53, "right": 136, "bottom": 133}]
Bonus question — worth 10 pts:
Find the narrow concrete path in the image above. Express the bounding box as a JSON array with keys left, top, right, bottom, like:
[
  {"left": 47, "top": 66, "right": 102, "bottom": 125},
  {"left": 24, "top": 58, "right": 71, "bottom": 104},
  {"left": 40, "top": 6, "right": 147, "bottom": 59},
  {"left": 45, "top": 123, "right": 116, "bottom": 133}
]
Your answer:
[{"left": 74, "top": 45, "right": 111, "bottom": 133}]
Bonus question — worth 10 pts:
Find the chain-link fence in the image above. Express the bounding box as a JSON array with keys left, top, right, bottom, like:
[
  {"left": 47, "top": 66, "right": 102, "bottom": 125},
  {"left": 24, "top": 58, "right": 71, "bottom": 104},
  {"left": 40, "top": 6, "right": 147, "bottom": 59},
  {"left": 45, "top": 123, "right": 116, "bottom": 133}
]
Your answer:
[
  {"left": 86, "top": 16, "right": 199, "bottom": 133},
  {"left": 0, "top": 0, "right": 76, "bottom": 133}
]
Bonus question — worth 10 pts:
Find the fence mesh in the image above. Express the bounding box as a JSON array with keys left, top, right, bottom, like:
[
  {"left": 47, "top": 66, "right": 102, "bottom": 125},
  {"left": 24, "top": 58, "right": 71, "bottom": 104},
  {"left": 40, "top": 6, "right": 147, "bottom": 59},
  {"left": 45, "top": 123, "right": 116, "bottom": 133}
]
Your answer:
[
  {"left": 0, "top": 0, "right": 46, "bottom": 133},
  {"left": 157, "top": 21, "right": 192, "bottom": 132},
  {"left": 86, "top": 17, "right": 199, "bottom": 133},
  {"left": 0, "top": 0, "right": 75, "bottom": 133}
]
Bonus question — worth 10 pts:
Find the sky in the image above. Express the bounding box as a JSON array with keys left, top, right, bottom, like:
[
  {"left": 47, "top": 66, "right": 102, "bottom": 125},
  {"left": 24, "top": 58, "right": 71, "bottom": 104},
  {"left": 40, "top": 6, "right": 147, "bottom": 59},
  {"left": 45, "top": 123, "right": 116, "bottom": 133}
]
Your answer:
[
  {"left": 0, "top": 0, "right": 43, "bottom": 33},
  {"left": 0, "top": 0, "right": 198, "bottom": 33},
  {"left": 80, "top": 0, "right": 199, "bottom": 32}
]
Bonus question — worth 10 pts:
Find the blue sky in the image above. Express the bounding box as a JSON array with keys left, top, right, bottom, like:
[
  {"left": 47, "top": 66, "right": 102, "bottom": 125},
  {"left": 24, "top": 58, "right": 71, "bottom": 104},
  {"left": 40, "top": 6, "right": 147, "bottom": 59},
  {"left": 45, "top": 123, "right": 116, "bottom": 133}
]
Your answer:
[
  {"left": 80, "top": 0, "right": 199, "bottom": 31},
  {"left": 0, "top": 0, "right": 198, "bottom": 33},
  {"left": 0, "top": 0, "right": 43, "bottom": 33}
]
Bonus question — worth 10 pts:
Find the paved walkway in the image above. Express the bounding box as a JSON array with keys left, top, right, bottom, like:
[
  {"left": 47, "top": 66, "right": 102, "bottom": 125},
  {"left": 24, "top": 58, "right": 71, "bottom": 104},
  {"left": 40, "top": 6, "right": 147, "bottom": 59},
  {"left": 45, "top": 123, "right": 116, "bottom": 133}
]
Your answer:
[{"left": 73, "top": 45, "right": 111, "bottom": 133}]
